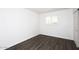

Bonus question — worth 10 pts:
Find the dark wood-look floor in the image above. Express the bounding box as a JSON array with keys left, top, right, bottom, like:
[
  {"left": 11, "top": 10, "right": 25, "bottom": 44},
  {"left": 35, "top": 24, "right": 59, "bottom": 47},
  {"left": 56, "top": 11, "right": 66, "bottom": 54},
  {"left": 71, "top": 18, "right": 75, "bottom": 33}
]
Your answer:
[{"left": 6, "top": 34, "right": 77, "bottom": 50}]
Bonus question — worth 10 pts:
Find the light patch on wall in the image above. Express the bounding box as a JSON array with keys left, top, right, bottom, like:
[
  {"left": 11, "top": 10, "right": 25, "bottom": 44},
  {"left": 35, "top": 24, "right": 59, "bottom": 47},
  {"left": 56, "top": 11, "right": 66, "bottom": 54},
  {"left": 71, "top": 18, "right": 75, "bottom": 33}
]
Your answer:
[
  {"left": 45, "top": 16, "right": 51, "bottom": 24},
  {"left": 52, "top": 16, "right": 58, "bottom": 24},
  {"left": 45, "top": 16, "right": 58, "bottom": 24}
]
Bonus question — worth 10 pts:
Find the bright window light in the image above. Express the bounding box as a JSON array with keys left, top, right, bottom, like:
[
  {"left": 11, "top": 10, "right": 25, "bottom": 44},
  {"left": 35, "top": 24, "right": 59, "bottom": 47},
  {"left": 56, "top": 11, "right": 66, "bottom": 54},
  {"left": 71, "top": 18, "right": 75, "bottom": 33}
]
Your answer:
[
  {"left": 46, "top": 16, "right": 51, "bottom": 24},
  {"left": 45, "top": 16, "right": 58, "bottom": 24},
  {"left": 52, "top": 16, "right": 58, "bottom": 24}
]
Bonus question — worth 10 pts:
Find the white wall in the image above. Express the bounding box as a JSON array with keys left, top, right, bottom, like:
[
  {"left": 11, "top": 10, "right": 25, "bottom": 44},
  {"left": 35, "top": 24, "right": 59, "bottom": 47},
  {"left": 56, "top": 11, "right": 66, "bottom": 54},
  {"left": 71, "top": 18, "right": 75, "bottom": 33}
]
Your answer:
[
  {"left": 73, "top": 9, "right": 79, "bottom": 47},
  {"left": 0, "top": 8, "right": 39, "bottom": 49},
  {"left": 40, "top": 9, "right": 73, "bottom": 40}
]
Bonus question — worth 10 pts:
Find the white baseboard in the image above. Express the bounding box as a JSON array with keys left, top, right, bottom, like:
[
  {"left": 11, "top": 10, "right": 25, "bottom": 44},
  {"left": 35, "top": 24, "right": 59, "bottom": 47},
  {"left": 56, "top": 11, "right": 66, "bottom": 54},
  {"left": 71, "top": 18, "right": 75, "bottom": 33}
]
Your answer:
[
  {"left": 40, "top": 34, "right": 71, "bottom": 40},
  {"left": 5, "top": 34, "right": 39, "bottom": 50}
]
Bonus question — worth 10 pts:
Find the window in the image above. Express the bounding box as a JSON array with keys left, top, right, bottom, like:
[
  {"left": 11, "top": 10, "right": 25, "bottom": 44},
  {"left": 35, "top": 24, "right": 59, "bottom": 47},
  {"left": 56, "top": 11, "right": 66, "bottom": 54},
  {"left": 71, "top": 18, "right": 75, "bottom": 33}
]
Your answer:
[
  {"left": 46, "top": 16, "right": 51, "bottom": 24},
  {"left": 45, "top": 16, "right": 58, "bottom": 24}
]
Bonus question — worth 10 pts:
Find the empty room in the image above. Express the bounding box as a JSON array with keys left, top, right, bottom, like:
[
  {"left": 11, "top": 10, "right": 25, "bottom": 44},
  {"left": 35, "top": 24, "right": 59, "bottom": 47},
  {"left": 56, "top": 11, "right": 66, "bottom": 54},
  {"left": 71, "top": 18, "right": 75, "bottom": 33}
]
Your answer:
[{"left": 0, "top": 8, "right": 79, "bottom": 50}]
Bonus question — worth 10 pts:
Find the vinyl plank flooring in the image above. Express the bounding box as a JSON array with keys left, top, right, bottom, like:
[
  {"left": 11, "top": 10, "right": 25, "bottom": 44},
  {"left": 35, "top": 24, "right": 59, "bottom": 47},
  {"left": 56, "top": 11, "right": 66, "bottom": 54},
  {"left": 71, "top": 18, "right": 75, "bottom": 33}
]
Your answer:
[{"left": 6, "top": 34, "right": 77, "bottom": 50}]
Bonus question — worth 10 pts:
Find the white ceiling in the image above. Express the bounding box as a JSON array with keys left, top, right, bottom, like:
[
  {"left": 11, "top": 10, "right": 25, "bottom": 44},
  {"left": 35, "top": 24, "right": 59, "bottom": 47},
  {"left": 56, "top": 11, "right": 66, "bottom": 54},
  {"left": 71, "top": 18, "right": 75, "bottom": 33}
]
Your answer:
[{"left": 27, "top": 8, "right": 68, "bottom": 14}]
